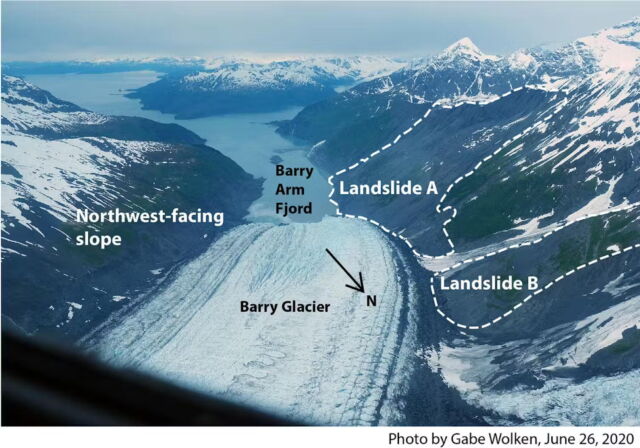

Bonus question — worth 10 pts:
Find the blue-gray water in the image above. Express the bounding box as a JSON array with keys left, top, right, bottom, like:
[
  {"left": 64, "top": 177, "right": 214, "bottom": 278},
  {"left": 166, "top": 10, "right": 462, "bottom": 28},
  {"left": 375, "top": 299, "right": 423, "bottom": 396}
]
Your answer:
[{"left": 26, "top": 71, "right": 333, "bottom": 223}]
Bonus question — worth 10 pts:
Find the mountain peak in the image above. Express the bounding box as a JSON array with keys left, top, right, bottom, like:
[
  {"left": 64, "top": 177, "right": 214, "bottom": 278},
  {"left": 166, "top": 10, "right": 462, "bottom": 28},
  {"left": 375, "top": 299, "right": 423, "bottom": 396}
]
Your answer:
[
  {"left": 441, "top": 37, "right": 499, "bottom": 62},
  {"left": 445, "top": 37, "right": 480, "bottom": 52}
]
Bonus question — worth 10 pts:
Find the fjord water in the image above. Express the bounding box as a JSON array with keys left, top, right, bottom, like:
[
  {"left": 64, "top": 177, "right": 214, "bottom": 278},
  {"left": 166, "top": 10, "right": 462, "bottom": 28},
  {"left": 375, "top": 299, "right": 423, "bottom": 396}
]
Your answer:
[{"left": 26, "top": 71, "right": 334, "bottom": 223}]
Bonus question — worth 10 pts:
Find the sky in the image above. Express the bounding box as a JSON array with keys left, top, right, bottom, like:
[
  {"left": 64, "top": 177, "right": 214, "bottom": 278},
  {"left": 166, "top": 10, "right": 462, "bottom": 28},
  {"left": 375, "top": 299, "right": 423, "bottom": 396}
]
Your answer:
[{"left": 3, "top": 1, "right": 640, "bottom": 61}]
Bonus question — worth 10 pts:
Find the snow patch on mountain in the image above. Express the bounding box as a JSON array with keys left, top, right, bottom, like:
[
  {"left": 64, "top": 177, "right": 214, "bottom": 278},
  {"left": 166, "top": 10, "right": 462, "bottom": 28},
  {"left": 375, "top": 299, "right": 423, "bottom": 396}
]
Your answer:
[
  {"left": 522, "top": 71, "right": 640, "bottom": 177},
  {"left": 180, "top": 56, "right": 406, "bottom": 92},
  {"left": 421, "top": 291, "right": 640, "bottom": 425},
  {"left": 2, "top": 134, "right": 165, "bottom": 234},
  {"left": 577, "top": 17, "right": 640, "bottom": 71},
  {"left": 478, "top": 370, "right": 640, "bottom": 425},
  {"left": 507, "top": 50, "right": 537, "bottom": 69},
  {"left": 564, "top": 175, "right": 626, "bottom": 221},
  {"left": 2, "top": 75, "right": 107, "bottom": 134}
]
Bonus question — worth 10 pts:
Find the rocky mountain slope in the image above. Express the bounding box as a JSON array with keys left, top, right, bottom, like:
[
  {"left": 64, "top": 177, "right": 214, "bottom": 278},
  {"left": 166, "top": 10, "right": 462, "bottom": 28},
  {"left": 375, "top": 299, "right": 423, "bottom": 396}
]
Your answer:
[
  {"left": 285, "top": 19, "right": 640, "bottom": 424},
  {"left": 1, "top": 75, "right": 262, "bottom": 338}
]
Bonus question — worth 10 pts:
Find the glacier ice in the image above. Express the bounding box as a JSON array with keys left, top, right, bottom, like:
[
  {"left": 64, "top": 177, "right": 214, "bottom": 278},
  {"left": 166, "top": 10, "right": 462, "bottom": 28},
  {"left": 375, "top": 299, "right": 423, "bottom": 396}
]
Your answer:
[{"left": 90, "top": 218, "right": 418, "bottom": 425}]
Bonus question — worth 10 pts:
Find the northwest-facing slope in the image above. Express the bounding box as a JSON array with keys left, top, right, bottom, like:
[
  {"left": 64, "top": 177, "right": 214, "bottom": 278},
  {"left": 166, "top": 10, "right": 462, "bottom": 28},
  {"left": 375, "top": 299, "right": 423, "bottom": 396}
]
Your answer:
[{"left": 1, "top": 75, "right": 263, "bottom": 338}]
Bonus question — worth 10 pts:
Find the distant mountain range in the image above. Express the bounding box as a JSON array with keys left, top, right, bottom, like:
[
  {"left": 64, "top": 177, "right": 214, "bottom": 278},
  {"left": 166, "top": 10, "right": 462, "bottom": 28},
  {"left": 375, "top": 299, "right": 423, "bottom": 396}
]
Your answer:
[
  {"left": 0, "top": 56, "right": 409, "bottom": 117},
  {"left": 125, "top": 56, "right": 407, "bottom": 118},
  {"left": 2, "top": 57, "right": 210, "bottom": 75},
  {"left": 1, "top": 75, "right": 262, "bottom": 337}
]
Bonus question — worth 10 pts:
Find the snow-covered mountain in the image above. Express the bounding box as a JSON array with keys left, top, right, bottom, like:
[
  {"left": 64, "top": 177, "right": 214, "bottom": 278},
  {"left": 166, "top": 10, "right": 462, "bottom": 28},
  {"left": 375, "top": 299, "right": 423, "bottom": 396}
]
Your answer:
[
  {"left": 181, "top": 56, "right": 407, "bottom": 90},
  {"left": 1, "top": 75, "right": 262, "bottom": 337},
  {"left": 439, "top": 37, "right": 501, "bottom": 62},
  {"left": 277, "top": 18, "right": 640, "bottom": 152},
  {"left": 126, "top": 56, "right": 406, "bottom": 118},
  {"left": 575, "top": 17, "right": 640, "bottom": 71},
  {"left": 273, "top": 18, "right": 640, "bottom": 424}
]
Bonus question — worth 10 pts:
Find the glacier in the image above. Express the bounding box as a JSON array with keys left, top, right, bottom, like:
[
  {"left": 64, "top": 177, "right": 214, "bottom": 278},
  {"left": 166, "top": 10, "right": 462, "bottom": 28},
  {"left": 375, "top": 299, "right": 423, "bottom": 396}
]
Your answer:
[{"left": 88, "top": 218, "right": 420, "bottom": 425}]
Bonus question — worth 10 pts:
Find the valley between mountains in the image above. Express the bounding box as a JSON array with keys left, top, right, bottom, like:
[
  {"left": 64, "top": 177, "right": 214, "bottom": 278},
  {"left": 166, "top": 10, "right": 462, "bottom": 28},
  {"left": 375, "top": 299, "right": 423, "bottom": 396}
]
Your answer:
[{"left": 2, "top": 17, "right": 640, "bottom": 426}]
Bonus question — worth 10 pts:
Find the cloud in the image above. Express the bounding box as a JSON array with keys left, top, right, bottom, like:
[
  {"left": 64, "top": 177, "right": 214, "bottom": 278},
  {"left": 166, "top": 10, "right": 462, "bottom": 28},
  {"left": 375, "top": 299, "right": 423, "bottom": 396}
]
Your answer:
[{"left": 3, "top": 2, "right": 640, "bottom": 61}]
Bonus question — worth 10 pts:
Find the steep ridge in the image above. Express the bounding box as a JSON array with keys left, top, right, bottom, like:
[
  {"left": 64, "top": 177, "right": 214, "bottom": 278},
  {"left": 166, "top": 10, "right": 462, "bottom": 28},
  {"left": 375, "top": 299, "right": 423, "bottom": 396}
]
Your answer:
[
  {"left": 446, "top": 70, "right": 640, "bottom": 248},
  {"left": 278, "top": 18, "right": 640, "bottom": 173},
  {"left": 330, "top": 87, "right": 566, "bottom": 254},
  {"left": 1, "top": 75, "right": 262, "bottom": 338}
]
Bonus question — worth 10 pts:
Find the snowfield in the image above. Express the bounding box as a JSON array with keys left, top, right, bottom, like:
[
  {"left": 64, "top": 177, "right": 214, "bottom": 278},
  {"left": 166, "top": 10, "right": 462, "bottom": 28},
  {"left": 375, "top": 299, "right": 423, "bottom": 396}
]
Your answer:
[
  {"left": 179, "top": 56, "right": 407, "bottom": 91},
  {"left": 90, "top": 218, "right": 418, "bottom": 425}
]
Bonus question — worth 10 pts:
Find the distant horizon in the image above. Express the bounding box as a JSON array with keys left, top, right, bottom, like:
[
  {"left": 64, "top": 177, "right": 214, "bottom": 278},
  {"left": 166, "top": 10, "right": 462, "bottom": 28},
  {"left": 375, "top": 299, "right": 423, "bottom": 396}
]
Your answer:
[
  {"left": 1, "top": 24, "right": 637, "bottom": 65},
  {"left": 3, "top": 2, "right": 640, "bottom": 62}
]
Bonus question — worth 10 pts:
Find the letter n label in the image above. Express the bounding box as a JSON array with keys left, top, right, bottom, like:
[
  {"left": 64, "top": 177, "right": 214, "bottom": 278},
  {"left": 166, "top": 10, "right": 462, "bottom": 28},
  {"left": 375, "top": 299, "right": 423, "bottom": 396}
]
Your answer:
[{"left": 366, "top": 295, "right": 377, "bottom": 306}]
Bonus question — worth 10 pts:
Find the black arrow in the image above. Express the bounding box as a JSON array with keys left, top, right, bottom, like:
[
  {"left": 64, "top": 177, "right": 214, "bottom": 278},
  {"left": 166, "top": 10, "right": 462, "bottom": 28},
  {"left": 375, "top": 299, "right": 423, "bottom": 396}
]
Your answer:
[{"left": 325, "top": 248, "right": 365, "bottom": 293}]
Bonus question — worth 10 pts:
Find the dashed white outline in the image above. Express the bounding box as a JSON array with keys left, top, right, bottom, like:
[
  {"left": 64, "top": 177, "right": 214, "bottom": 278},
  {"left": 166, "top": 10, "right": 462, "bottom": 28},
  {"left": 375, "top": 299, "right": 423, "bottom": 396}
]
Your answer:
[
  {"left": 328, "top": 86, "right": 572, "bottom": 260},
  {"left": 430, "top": 243, "right": 640, "bottom": 329},
  {"left": 326, "top": 84, "right": 640, "bottom": 329}
]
